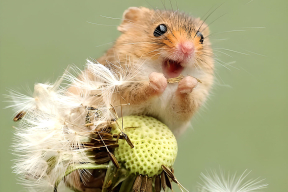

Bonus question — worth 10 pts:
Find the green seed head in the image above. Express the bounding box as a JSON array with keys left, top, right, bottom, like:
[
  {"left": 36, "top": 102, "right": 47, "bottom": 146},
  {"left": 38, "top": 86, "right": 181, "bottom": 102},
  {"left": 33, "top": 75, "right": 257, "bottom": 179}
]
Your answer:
[{"left": 111, "top": 116, "right": 178, "bottom": 177}]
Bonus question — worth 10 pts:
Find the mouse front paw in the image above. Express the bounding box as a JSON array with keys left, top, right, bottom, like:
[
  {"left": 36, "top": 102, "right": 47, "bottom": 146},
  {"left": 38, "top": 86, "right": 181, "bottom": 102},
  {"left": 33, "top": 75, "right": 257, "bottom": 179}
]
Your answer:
[
  {"left": 177, "top": 76, "right": 198, "bottom": 94},
  {"left": 149, "top": 72, "right": 167, "bottom": 95}
]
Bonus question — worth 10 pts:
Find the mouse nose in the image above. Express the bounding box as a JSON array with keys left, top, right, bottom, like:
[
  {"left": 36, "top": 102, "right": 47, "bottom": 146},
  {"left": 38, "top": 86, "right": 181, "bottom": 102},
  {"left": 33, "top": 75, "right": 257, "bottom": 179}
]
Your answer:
[{"left": 180, "top": 41, "right": 194, "bottom": 55}]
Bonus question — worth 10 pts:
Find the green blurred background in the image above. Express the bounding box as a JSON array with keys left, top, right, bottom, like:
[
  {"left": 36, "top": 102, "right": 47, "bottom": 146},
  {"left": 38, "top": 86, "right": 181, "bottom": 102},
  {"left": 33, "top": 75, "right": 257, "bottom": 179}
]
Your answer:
[{"left": 0, "top": 0, "right": 287, "bottom": 191}]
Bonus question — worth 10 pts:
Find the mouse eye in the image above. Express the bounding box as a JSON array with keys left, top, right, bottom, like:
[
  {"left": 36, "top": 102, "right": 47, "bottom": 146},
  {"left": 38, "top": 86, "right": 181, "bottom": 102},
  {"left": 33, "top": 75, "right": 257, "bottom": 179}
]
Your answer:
[
  {"left": 196, "top": 31, "right": 204, "bottom": 44},
  {"left": 154, "top": 24, "right": 167, "bottom": 37}
]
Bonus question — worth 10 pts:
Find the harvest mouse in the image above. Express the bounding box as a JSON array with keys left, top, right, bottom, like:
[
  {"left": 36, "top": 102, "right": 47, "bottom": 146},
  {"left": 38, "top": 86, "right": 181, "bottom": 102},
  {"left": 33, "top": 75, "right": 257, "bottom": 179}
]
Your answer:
[
  {"left": 95, "top": 7, "right": 214, "bottom": 136},
  {"left": 67, "top": 6, "right": 214, "bottom": 192},
  {"left": 70, "top": 7, "right": 214, "bottom": 136}
]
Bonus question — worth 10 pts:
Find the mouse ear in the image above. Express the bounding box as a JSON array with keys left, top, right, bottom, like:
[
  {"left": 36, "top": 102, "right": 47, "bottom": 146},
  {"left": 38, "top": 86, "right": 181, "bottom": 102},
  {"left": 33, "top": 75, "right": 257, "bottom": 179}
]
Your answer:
[{"left": 118, "top": 7, "right": 149, "bottom": 33}]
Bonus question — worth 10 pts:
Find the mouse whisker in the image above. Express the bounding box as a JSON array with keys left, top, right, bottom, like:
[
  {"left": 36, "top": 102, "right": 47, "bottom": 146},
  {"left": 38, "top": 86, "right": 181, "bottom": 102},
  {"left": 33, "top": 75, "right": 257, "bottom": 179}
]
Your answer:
[
  {"left": 99, "top": 15, "right": 121, "bottom": 20},
  {"left": 86, "top": 21, "right": 118, "bottom": 27},
  {"left": 200, "top": 13, "right": 228, "bottom": 33},
  {"left": 205, "top": 29, "right": 247, "bottom": 39},
  {"left": 214, "top": 49, "right": 233, "bottom": 58},
  {"left": 194, "top": 3, "right": 225, "bottom": 39},
  {"left": 214, "top": 48, "right": 249, "bottom": 56}
]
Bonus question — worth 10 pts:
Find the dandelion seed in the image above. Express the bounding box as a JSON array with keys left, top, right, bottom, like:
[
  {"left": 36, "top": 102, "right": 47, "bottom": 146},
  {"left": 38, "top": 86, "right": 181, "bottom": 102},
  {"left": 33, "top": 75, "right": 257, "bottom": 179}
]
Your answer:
[{"left": 199, "top": 169, "right": 268, "bottom": 192}]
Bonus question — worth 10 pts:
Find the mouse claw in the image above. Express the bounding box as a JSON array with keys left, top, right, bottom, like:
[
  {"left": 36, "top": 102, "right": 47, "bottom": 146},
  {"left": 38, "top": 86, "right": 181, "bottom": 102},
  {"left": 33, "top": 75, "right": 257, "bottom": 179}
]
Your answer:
[
  {"left": 149, "top": 72, "right": 167, "bottom": 95},
  {"left": 177, "top": 76, "right": 198, "bottom": 94}
]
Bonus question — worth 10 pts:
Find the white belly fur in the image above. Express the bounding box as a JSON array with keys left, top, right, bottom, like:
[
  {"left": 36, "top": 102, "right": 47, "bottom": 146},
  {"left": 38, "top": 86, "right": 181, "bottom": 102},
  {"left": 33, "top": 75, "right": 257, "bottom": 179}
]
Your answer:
[{"left": 118, "top": 59, "right": 203, "bottom": 136}]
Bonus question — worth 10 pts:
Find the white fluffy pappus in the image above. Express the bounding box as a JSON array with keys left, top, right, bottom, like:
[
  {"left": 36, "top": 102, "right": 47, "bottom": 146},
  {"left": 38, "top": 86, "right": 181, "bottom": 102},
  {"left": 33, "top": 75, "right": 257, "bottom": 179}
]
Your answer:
[
  {"left": 64, "top": 59, "right": 144, "bottom": 108},
  {"left": 7, "top": 59, "right": 143, "bottom": 191},
  {"left": 198, "top": 169, "right": 268, "bottom": 192}
]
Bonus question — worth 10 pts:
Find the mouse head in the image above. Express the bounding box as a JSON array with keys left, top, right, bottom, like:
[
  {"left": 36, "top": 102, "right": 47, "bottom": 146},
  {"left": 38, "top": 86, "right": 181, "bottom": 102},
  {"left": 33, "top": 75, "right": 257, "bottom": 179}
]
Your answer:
[{"left": 116, "top": 7, "right": 213, "bottom": 78}]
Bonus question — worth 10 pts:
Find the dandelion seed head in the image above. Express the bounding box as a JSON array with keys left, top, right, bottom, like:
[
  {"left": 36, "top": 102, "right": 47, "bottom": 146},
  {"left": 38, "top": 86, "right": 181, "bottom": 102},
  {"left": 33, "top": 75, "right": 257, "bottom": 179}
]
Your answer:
[{"left": 7, "top": 59, "right": 267, "bottom": 192}]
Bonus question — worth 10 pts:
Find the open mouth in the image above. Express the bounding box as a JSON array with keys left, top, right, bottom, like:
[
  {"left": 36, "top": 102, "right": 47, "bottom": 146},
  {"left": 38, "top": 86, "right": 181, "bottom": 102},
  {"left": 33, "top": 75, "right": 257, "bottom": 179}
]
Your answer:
[{"left": 162, "top": 59, "right": 184, "bottom": 78}]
